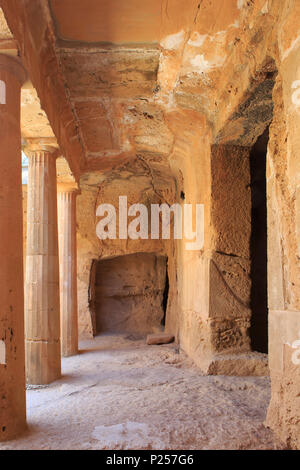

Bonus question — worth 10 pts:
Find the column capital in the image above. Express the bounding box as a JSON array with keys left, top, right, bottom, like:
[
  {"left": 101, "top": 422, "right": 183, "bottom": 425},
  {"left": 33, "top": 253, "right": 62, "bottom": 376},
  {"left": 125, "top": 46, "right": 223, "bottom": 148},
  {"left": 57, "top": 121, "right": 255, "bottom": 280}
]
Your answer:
[
  {"left": 57, "top": 182, "right": 80, "bottom": 195},
  {"left": 0, "top": 54, "right": 27, "bottom": 85},
  {"left": 24, "top": 138, "right": 59, "bottom": 158}
]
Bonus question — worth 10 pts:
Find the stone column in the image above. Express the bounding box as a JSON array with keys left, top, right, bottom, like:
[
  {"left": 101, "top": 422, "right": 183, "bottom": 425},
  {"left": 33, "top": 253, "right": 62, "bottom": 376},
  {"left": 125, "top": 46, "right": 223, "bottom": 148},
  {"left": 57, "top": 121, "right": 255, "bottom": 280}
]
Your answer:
[
  {"left": 25, "top": 141, "right": 61, "bottom": 385},
  {"left": 57, "top": 184, "right": 79, "bottom": 357},
  {"left": 0, "top": 55, "right": 27, "bottom": 441}
]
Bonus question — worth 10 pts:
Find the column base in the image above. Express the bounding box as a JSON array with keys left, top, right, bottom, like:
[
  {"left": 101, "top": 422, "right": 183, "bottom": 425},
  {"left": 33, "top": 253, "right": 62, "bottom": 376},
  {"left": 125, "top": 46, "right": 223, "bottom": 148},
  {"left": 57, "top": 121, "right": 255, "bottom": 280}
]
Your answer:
[
  {"left": 26, "top": 340, "right": 61, "bottom": 385},
  {"left": 62, "top": 346, "right": 78, "bottom": 358}
]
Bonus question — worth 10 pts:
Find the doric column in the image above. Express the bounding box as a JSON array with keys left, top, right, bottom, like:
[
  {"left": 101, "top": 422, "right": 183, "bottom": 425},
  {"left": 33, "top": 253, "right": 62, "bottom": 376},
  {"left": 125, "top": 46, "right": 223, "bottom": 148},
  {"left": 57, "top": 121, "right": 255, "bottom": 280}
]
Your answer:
[
  {"left": 0, "top": 55, "right": 27, "bottom": 441},
  {"left": 57, "top": 183, "right": 79, "bottom": 357},
  {"left": 25, "top": 140, "right": 61, "bottom": 385}
]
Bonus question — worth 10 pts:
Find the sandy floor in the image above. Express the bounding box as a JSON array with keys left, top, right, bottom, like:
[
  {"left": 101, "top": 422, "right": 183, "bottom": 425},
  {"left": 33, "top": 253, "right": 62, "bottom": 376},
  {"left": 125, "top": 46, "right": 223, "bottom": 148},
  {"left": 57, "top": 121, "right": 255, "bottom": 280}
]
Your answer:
[{"left": 0, "top": 334, "right": 284, "bottom": 450}]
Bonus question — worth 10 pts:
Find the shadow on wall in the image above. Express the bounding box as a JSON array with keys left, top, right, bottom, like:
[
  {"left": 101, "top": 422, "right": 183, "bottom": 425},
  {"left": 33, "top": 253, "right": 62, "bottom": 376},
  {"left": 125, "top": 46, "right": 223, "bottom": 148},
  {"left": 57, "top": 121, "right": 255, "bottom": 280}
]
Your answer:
[
  {"left": 250, "top": 128, "right": 269, "bottom": 354},
  {"left": 89, "top": 252, "right": 168, "bottom": 336}
]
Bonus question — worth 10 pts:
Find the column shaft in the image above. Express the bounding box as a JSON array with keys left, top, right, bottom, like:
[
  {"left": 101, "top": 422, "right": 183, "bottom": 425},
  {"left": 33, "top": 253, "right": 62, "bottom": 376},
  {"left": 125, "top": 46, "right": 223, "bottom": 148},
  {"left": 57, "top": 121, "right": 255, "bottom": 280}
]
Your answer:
[
  {"left": 25, "top": 149, "right": 61, "bottom": 384},
  {"left": 0, "top": 55, "right": 27, "bottom": 441},
  {"left": 57, "top": 188, "right": 79, "bottom": 357}
]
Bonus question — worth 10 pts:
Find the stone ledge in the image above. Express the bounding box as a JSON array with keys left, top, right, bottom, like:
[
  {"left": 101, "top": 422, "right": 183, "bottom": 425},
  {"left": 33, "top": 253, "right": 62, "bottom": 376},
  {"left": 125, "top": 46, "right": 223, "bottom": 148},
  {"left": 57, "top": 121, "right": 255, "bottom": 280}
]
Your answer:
[{"left": 206, "top": 352, "right": 269, "bottom": 376}]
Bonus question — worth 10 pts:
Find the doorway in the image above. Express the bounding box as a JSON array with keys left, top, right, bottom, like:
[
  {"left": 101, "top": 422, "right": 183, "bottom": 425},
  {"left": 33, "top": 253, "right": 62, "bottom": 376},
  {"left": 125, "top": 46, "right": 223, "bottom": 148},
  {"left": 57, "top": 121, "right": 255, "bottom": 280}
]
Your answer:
[
  {"left": 92, "top": 252, "right": 168, "bottom": 336},
  {"left": 250, "top": 129, "right": 269, "bottom": 353}
]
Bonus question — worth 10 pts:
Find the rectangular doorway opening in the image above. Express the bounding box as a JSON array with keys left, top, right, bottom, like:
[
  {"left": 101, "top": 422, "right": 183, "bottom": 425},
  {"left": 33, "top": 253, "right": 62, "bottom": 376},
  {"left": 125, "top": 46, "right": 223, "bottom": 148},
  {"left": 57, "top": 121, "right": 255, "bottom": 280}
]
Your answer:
[{"left": 92, "top": 253, "right": 168, "bottom": 336}]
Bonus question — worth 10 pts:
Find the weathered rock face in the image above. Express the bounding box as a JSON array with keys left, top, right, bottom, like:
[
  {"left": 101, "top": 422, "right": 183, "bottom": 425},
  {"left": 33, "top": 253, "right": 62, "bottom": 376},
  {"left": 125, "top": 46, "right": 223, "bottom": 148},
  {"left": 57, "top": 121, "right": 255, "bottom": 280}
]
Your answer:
[
  {"left": 210, "top": 145, "right": 252, "bottom": 354},
  {"left": 92, "top": 253, "right": 167, "bottom": 336},
  {"left": 2, "top": 0, "right": 300, "bottom": 448}
]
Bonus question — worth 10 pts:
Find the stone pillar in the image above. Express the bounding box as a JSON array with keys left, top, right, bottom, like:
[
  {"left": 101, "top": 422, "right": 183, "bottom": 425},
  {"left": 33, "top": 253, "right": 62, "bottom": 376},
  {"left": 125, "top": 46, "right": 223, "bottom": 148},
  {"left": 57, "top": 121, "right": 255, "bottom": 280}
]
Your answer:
[
  {"left": 0, "top": 55, "right": 27, "bottom": 441},
  {"left": 57, "top": 184, "right": 79, "bottom": 357},
  {"left": 25, "top": 142, "right": 61, "bottom": 385}
]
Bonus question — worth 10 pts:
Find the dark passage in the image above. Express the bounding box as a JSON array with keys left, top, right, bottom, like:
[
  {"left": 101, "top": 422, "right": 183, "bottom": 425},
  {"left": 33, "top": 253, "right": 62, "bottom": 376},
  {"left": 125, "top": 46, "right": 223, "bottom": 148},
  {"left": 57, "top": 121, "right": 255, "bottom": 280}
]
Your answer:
[
  {"left": 161, "top": 259, "right": 169, "bottom": 327},
  {"left": 250, "top": 128, "right": 269, "bottom": 353}
]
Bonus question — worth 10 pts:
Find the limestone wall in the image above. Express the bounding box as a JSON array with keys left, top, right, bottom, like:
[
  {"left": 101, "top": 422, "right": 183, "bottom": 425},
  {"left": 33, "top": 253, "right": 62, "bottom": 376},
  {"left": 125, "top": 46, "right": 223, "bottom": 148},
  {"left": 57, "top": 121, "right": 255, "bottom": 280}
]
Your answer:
[
  {"left": 76, "top": 169, "right": 171, "bottom": 338},
  {"left": 163, "top": 111, "right": 213, "bottom": 371}
]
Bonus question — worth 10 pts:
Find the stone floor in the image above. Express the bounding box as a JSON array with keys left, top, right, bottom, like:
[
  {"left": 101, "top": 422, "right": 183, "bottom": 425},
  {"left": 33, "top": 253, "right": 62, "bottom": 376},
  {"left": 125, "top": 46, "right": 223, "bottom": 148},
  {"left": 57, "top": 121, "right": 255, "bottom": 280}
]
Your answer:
[{"left": 0, "top": 334, "right": 285, "bottom": 450}]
